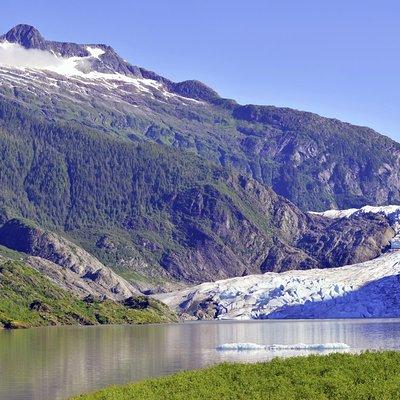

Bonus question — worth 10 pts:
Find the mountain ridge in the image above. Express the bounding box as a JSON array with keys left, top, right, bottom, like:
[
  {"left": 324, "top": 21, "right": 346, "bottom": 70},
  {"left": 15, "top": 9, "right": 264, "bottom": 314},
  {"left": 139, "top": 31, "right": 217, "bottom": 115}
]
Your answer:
[
  {"left": 0, "top": 24, "right": 394, "bottom": 133},
  {"left": 2, "top": 24, "right": 393, "bottom": 135},
  {"left": 0, "top": 24, "right": 396, "bottom": 136}
]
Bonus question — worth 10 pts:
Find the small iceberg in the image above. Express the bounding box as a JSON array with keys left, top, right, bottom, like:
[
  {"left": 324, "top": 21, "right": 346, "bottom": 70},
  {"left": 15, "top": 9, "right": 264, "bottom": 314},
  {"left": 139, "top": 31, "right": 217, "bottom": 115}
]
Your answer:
[
  {"left": 216, "top": 342, "right": 350, "bottom": 351},
  {"left": 216, "top": 343, "right": 266, "bottom": 351}
]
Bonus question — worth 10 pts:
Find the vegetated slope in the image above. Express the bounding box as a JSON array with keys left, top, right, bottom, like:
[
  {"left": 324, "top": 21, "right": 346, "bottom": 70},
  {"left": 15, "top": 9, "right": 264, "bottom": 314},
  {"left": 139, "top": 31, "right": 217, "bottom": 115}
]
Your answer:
[
  {"left": 73, "top": 352, "right": 400, "bottom": 400},
  {"left": 0, "top": 247, "right": 177, "bottom": 329},
  {"left": 1, "top": 24, "right": 400, "bottom": 212},
  {"left": 0, "top": 98, "right": 396, "bottom": 286}
]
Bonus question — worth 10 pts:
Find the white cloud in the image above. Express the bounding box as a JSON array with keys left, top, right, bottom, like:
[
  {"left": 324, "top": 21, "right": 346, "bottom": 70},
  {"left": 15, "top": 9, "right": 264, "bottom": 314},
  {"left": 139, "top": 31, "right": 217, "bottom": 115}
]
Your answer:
[{"left": 0, "top": 42, "right": 90, "bottom": 76}]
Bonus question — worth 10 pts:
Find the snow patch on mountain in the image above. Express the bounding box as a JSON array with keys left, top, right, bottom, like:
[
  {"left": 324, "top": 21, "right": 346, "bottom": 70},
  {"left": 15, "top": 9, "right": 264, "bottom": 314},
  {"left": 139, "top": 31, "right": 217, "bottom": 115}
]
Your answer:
[
  {"left": 0, "top": 43, "right": 170, "bottom": 94},
  {"left": 0, "top": 41, "right": 64, "bottom": 69},
  {"left": 310, "top": 205, "right": 400, "bottom": 249},
  {"left": 0, "top": 42, "right": 202, "bottom": 106},
  {"left": 158, "top": 251, "right": 400, "bottom": 320},
  {"left": 86, "top": 46, "right": 105, "bottom": 59},
  {"left": 0, "top": 41, "right": 90, "bottom": 76},
  {"left": 310, "top": 205, "right": 400, "bottom": 224}
]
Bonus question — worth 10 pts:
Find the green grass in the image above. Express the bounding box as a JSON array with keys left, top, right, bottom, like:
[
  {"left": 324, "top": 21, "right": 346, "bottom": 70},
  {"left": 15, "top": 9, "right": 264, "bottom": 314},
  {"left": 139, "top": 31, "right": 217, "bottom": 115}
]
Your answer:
[
  {"left": 0, "top": 259, "right": 177, "bottom": 329},
  {"left": 73, "top": 351, "right": 400, "bottom": 400}
]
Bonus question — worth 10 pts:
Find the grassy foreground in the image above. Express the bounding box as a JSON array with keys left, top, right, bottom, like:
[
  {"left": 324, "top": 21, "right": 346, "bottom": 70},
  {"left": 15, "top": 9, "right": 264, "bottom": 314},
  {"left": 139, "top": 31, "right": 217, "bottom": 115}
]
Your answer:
[{"left": 74, "top": 351, "right": 400, "bottom": 400}]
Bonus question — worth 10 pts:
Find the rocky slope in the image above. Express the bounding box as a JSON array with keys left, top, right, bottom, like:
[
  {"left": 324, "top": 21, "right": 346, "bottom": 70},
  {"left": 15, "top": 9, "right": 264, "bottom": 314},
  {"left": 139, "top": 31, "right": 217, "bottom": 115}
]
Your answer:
[
  {"left": 1, "top": 24, "right": 400, "bottom": 212},
  {"left": 158, "top": 250, "right": 400, "bottom": 320},
  {"left": 0, "top": 219, "right": 140, "bottom": 300},
  {"left": 0, "top": 175, "right": 395, "bottom": 289}
]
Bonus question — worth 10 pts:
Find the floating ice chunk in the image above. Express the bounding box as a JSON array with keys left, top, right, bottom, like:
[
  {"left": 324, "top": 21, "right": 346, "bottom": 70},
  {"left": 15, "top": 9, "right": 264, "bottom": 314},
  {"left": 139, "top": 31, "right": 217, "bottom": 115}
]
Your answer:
[
  {"left": 216, "top": 342, "right": 350, "bottom": 351},
  {"left": 216, "top": 343, "right": 266, "bottom": 351}
]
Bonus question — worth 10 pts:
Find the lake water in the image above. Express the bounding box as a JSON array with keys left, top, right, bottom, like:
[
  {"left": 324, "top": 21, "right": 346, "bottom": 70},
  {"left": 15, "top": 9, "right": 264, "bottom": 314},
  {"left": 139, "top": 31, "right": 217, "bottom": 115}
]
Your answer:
[{"left": 1, "top": 319, "right": 400, "bottom": 400}]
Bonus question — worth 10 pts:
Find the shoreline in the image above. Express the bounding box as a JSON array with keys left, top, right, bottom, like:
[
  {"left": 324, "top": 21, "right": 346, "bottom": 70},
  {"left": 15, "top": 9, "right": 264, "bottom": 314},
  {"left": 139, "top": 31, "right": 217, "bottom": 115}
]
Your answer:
[{"left": 4, "top": 315, "right": 400, "bottom": 331}]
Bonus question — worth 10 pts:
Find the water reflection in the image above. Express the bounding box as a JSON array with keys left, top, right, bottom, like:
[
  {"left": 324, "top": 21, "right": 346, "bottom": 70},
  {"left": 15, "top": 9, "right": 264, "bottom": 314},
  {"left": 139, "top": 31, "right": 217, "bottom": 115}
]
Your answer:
[{"left": 1, "top": 319, "right": 400, "bottom": 400}]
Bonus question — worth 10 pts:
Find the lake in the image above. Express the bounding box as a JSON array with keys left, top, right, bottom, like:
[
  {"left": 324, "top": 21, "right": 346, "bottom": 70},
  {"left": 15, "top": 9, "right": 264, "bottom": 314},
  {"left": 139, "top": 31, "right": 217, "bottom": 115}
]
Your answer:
[{"left": 1, "top": 319, "right": 400, "bottom": 400}]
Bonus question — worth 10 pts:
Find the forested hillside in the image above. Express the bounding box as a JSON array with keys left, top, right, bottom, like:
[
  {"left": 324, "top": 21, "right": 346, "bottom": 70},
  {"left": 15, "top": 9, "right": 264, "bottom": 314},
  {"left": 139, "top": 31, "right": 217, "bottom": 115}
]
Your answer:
[{"left": 0, "top": 98, "right": 395, "bottom": 287}]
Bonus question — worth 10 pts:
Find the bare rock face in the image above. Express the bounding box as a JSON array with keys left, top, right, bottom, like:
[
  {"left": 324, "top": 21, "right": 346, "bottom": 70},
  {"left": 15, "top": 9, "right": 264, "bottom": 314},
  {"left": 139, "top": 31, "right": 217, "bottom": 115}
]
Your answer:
[
  {"left": 235, "top": 178, "right": 397, "bottom": 273},
  {"left": 296, "top": 214, "right": 395, "bottom": 270},
  {"left": 2, "top": 24, "right": 46, "bottom": 50},
  {"left": 0, "top": 219, "right": 139, "bottom": 300}
]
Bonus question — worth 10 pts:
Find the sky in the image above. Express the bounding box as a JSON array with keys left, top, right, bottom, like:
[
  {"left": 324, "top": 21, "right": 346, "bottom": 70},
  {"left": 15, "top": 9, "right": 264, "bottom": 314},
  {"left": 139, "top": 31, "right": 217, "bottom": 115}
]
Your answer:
[{"left": 1, "top": 0, "right": 399, "bottom": 140}]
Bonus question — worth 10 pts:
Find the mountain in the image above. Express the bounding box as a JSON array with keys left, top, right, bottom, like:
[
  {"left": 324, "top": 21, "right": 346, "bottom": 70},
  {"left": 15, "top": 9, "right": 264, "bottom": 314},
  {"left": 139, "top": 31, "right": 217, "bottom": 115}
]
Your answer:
[
  {"left": 0, "top": 24, "right": 220, "bottom": 100},
  {"left": 0, "top": 100, "right": 395, "bottom": 287},
  {"left": 2, "top": 24, "right": 400, "bottom": 212},
  {"left": 0, "top": 25, "right": 399, "bottom": 290}
]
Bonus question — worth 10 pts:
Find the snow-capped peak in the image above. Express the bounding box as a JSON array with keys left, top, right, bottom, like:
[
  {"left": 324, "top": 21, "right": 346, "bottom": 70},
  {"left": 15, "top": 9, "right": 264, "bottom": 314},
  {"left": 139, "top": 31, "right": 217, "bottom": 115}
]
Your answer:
[
  {"left": 0, "top": 41, "right": 204, "bottom": 108},
  {"left": 0, "top": 41, "right": 131, "bottom": 81},
  {"left": 0, "top": 24, "right": 218, "bottom": 103}
]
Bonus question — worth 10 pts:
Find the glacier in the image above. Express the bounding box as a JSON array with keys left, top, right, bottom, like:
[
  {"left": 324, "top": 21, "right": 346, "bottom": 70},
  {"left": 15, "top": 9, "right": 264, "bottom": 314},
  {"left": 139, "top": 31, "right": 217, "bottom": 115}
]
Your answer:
[
  {"left": 158, "top": 205, "right": 400, "bottom": 320},
  {"left": 158, "top": 250, "right": 400, "bottom": 320}
]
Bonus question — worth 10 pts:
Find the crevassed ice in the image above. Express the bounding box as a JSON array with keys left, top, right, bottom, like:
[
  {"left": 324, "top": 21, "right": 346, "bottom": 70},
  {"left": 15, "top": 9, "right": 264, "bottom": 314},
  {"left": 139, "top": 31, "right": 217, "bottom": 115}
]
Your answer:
[{"left": 159, "top": 251, "right": 400, "bottom": 320}]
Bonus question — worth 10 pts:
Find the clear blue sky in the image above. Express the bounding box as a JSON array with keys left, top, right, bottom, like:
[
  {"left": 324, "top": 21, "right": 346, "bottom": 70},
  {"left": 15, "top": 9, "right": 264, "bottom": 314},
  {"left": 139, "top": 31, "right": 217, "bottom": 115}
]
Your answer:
[{"left": 2, "top": 0, "right": 399, "bottom": 140}]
